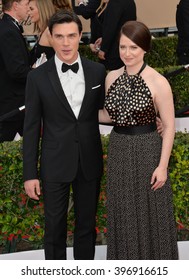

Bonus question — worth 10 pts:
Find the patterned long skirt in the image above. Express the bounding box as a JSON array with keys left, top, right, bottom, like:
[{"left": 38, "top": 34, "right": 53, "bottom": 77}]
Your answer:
[{"left": 106, "top": 129, "right": 178, "bottom": 260}]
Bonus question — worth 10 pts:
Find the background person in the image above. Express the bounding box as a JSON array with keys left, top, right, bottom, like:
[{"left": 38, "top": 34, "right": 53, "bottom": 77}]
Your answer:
[
  {"left": 23, "top": 10, "right": 106, "bottom": 260},
  {"left": 72, "top": 0, "right": 100, "bottom": 18},
  {"left": 89, "top": 0, "right": 109, "bottom": 53},
  {"left": 52, "top": 0, "right": 72, "bottom": 11},
  {"left": 0, "top": 0, "right": 31, "bottom": 142},
  {"left": 28, "top": 0, "right": 55, "bottom": 66},
  {"left": 99, "top": 20, "right": 178, "bottom": 259},
  {"left": 72, "top": 0, "right": 100, "bottom": 44},
  {"left": 96, "top": 0, "right": 136, "bottom": 70}
]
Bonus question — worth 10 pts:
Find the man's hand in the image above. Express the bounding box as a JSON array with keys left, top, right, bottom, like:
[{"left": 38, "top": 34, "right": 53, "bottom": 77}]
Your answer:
[
  {"left": 156, "top": 116, "right": 164, "bottom": 136},
  {"left": 24, "top": 179, "right": 41, "bottom": 200},
  {"left": 89, "top": 43, "right": 99, "bottom": 53}
]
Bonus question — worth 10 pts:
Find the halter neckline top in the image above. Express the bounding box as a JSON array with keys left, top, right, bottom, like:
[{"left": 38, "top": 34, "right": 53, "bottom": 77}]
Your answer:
[
  {"left": 125, "top": 62, "right": 147, "bottom": 77},
  {"left": 104, "top": 62, "right": 157, "bottom": 127}
]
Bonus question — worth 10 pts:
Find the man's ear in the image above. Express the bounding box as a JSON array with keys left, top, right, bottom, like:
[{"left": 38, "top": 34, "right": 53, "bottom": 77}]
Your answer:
[{"left": 13, "top": 1, "right": 19, "bottom": 12}]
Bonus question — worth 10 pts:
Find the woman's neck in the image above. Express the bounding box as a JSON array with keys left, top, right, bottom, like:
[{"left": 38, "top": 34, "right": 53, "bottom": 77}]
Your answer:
[{"left": 126, "top": 61, "right": 145, "bottom": 76}]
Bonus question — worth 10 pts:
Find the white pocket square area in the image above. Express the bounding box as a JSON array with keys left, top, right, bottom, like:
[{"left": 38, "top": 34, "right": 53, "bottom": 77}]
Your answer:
[{"left": 92, "top": 84, "right": 101, "bottom": 90}]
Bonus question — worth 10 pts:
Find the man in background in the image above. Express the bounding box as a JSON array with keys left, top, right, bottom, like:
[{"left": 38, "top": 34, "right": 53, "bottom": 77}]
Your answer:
[
  {"left": 72, "top": 0, "right": 100, "bottom": 44},
  {"left": 97, "top": 0, "right": 136, "bottom": 70},
  {"left": 0, "top": 0, "right": 31, "bottom": 142},
  {"left": 176, "top": 0, "right": 189, "bottom": 65}
]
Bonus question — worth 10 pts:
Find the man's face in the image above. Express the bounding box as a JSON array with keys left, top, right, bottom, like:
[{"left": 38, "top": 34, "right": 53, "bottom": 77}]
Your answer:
[
  {"left": 51, "top": 22, "right": 82, "bottom": 64},
  {"left": 15, "top": 0, "right": 30, "bottom": 22}
]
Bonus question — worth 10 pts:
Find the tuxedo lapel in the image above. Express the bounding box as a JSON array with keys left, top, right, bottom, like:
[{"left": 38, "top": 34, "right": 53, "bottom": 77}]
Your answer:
[
  {"left": 78, "top": 57, "right": 94, "bottom": 118},
  {"left": 3, "top": 13, "right": 23, "bottom": 35},
  {"left": 47, "top": 58, "right": 76, "bottom": 117}
]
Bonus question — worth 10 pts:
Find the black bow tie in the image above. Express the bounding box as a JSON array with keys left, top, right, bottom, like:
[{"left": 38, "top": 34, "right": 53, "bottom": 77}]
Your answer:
[
  {"left": 62, "top": 62, "right": 79, "bottom": 73},
  {"left": 18, "top": 23, "right": 24, "bottom": 33}
]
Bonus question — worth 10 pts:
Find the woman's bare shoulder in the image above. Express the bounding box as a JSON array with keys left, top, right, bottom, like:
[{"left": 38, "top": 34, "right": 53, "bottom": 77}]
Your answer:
[
  {"left": 144, "top": 65, "right": 172, "bottom": 97},
  {"left": 39, "top": 28, "right": 52, "bottom": 47},
  {"left": 145, "top": 65, "right": 169, "bottom": 84}
]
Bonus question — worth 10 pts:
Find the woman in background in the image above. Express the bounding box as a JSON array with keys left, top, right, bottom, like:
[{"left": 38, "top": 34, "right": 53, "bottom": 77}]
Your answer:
[{"left": 29, "top": 0, "right": 55, "bottom": 65}]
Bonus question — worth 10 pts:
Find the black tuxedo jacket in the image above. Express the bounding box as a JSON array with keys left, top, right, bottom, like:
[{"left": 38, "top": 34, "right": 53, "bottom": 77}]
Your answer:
[
  {"left": 0, "top": 13, "right": 30, "bottom": 119},
  {"left": 23, "top": 56, "right": 106, "bottom": 182},
  {"left": 101, "top": 0, "right": 136, "bottom": 70}
]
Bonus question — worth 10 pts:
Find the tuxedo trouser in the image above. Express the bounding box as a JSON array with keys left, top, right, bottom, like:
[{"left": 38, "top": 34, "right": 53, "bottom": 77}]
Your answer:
[{"left": 42, "top": 165, "right": 101, "bottom": 260}]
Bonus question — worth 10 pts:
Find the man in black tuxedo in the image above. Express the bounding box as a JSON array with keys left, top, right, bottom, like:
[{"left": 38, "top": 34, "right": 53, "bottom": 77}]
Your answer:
[
  {"left": 0, "top": 0, "right": 31, "bottom": 142},
  {"left": 23, "top": 10, "right": 106, "bottom": 260},
  {"left": 97, "top": 0, "right": 136, "bottom": 70}
]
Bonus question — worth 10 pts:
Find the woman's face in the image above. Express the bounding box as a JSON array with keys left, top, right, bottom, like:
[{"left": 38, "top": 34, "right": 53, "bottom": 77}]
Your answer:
[
  {"left": 28, "top": 0, "right": 40, "bottom": 23},
  {"left": 119, "top": 34, "right": 145, "bottom": 67}
]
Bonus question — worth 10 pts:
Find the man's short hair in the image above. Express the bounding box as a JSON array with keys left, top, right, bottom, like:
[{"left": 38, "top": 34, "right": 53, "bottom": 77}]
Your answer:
[
  {"left": 48, "top": 9, "right": 83, "bottom": 35},
  {"left": 2, "top": 0, "right": 22, "bottom": 12}
]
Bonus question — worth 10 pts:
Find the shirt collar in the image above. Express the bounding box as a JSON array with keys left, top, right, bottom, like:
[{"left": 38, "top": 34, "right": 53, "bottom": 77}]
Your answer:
[
  {"left": 4, "top": 13, "right": 20, "bottom": 24},
  {"left": 12, "top": 17, "right": 20, "bottom": 24}
]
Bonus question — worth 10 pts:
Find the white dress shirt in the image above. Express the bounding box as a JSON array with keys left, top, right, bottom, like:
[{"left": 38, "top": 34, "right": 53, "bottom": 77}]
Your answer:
[{"left": 55, "top": 53, "right": 85, "bottom": 118}]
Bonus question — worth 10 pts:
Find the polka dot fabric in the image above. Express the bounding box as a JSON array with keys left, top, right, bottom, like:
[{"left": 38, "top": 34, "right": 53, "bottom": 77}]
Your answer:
[{"left": 105, "top": 68, "right": 156, "bottom": 127}]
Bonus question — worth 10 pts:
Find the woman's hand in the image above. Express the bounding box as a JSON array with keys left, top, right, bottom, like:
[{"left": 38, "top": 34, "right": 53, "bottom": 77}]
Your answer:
[{"left": 150, "top": 166, "right": 167, "bottom": 191}]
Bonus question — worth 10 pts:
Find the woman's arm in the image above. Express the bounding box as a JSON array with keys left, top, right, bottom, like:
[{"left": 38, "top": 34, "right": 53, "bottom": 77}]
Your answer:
[
  {"left": 98, "top": 107, "right": 112, "bottom": 123},
  {"left": 151, "top": 75, "right": 175, "bottom": 190},
  {"left": 98, "top": 69, "right": 118, "bottom": 124}
]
